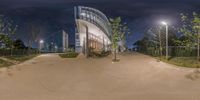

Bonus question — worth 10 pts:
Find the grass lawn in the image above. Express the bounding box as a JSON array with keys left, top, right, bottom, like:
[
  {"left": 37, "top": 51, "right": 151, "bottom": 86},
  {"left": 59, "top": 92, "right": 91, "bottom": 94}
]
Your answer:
[
  {"left": 0, "top": 59, "right": 13, "bottom": 68},
  {"left": 157, "top": 56, "right": 200, "bottom": 68},
  {"left": 0, "top": 54, "right": 38, "bottom": 68},
  {"left": 5, "top": 55, "right": 38, "bottom": 62},
  {"left": 59, "top": 52, "right": 79, "bottom": 58}
]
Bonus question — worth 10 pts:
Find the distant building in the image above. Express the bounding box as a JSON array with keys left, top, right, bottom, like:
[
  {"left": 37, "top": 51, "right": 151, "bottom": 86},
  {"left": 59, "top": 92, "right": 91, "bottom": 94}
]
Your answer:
[
  {"left": 74, "top": 6, "right": 112, "bottom": 56},
  {"left": 41, "top": 30, "right": 69, "bottom": 53},
  {"left": 62, "top": 30, "right": 69, "bottom": 52},
  {"left": 118, "top": 40, "right": 126, "bottom": 52}
]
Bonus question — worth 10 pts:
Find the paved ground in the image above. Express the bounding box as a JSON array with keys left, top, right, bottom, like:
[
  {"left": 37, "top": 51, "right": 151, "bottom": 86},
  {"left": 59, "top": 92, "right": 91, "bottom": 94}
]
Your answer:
[{"left": 0, "top": 52, "right": 200, "bottom": 100}]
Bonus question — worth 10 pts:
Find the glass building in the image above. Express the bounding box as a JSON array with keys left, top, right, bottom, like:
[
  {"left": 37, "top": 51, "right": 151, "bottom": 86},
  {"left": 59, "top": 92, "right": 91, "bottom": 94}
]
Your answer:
[{"left": 74, "top": 6, "right": 112, "bottom": 56}]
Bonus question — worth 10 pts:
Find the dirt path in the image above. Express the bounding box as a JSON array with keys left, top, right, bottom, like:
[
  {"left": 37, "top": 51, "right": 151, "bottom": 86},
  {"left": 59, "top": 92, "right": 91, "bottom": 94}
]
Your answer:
[{"left": 0, "top": 52, "right": 200, "bottom": 100}]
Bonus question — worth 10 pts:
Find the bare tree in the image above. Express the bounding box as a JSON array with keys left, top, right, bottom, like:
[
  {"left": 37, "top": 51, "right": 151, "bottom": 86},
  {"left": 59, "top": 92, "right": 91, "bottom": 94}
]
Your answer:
[{"left": 27, "top": 22, "right": 40, "bottom": 54}]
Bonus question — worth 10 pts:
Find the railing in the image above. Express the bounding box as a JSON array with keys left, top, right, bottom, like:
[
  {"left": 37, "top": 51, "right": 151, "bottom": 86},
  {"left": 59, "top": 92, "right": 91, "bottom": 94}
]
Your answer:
[
  {"left": 137, "top": 46, "right": 197, "bottom": 57},
  {"left": 0, "top": 49, "right": 39, "bottom": 57}
]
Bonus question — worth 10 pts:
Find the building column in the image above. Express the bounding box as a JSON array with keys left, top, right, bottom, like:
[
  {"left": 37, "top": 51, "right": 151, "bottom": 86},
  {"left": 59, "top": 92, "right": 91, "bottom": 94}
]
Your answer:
[
  {"left": 95, "top": 37, "right": 97, "bottom": 50},
  {"left": 85, "top": 25, "right": 89, "bottom": 58}
]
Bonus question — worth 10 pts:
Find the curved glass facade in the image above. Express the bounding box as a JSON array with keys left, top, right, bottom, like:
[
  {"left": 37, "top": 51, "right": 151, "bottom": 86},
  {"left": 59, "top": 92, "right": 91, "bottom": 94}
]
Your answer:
[
  {"left": 75, "top": 6, "right": 111, "bottom": 39},
  {"left": 75, "top": 6, "right": 111, "bottom": 55}
]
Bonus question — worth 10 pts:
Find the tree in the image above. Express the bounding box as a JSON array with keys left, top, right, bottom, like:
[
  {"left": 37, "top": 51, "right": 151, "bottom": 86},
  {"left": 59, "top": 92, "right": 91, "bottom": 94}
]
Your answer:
[
  {"left": 178, "top": 12, "right": 200, "bottom": 61},
  {"left": 0, "top": 34, "right": 12, "bottom": 48},
  {"left": 142, "top": 26, "right": 177, "bottom": 57},
  {"left": 109, "top": 17, "right": 130, "bottom": 61},
  {"left": 0, "top": 15, "right": 17, "bottom": 51},
  {"left": 192, "top": 12, "right": 200, "bottom": 61},
  {"left": 13, "top": 39, "right": 26, "bottom": 49},
  {"left": 5, "top": 17, "right": 18, "bottom": 55},
  {"left": 27, "top": 22, "right": 40, "bottom": 54},
  {"left": 133, "top": 37, "right": 149, "bottom": 53}
]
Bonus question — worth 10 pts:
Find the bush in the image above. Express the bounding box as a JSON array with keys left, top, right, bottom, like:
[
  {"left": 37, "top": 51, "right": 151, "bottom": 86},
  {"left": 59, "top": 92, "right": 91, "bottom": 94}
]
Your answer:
[
  {"left": 159, "top": 57, "right": 200, "bottom": 68},
  {"left": 0, "top": 49, "right": 39, "bottom": 57},
  {"left": 5, "top": 55, "right": 38, "bottom": 62},
  {"left": 0, "top": 59, "right": 13, "bottom": 68},
  {"left": 59, "top": 52, "right": 79, "bottom": 58},
  {"left": 89, "top": 51, "right": 111, "bottom": 58}
]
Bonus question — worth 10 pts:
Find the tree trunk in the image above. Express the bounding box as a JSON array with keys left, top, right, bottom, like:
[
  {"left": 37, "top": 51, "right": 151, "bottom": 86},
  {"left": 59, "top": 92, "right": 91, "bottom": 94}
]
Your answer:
[
  {"left": 10, "top": 41, "right": 13, "bottom": 56},
  {"left": 114, "top": 48, "right": 117, "bottom": 61}
]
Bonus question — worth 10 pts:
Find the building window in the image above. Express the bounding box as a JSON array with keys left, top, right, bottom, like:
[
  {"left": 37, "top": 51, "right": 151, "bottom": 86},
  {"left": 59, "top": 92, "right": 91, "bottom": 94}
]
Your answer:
[{"left": 76, "top": 35, "right": 79, "bottom": 39}]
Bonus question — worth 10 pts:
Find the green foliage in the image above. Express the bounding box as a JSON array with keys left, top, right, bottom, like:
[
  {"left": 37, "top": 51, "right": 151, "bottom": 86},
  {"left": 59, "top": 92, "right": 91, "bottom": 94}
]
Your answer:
[
  {"left": 59, "top": 52, "right": 79, "bottom": 58},
  {"left": 5, "top": 55, "right": 38, "bottom": 62},
  {"left": 177, "top": 12, "right": 200, "bottom": 61},
  {"left": 13, "top": 39, "right": 26, "bottom": 49},
  {"left": 135, "top": 25, "right": 177, "bottom": 57},
  {"left": 159, "top": 57, "right": 200, "bottom": 68},
  {"left": 0, "top": 15, "right": 18, "bottom": 48},
  {"left": 89, "top": 51, "right": 111, "bottom": 58},
  {"left": 178, "top": 12, "right": 200, "bottom": 47},
  {"left": 109, "top": 17, "right": 130, "bottom": 49},
  {"left": 134, "top": 37, "right": 149, "bottom": 53},
  {"left": 0, "top": 54, "right": 37, "bottom": 68},
  {"left": 0, "top": 34, "right": 12, "bottom": 47},
  {"left": 0, "top": 59, "right": 13, "bottom": 68},
  {"left": 146, "top": 25, "right": 177, "bottom": 46},
  {"left": 109, "top": 17, "right": 130, "bottom": 61}
]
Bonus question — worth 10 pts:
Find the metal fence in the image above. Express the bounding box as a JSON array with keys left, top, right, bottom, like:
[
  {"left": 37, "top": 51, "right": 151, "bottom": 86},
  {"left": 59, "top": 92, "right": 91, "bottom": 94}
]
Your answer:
[
  {"left": 0, "top": 49, "right": 39, "bottom": 57},
  {"left": 140, "top": 46, "right": 198, "bottom": 57}
]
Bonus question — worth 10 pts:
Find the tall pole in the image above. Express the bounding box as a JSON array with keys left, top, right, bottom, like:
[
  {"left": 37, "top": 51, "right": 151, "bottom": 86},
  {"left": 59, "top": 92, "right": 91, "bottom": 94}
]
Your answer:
[
  {"left": 198, "top": 29, "right": 200, "bottom": 61},
  {"left": 85, "top": 25, "right": 89, "bottom": 58},
  {"left": 39, "top": 42, "right": 42, "bottom": 54},
  {"left": 39, "top": 40, "right": 44, "bottom": 54},
  {"left": 166, "top": 25, "right": 168, "bottom": 60},
  {"left": 159, "top": 27, "right": 162, "bottom": 58}
]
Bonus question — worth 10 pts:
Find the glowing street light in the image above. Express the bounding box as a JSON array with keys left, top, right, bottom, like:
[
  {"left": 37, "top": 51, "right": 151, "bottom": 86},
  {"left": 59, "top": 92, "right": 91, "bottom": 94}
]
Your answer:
[
  {"left": 40, "top": 40, "right": 44, "bottom": 44},
  {"left": 54, "top": 45, "right": 58, "bottom": 53},
  {"left": 161, "top": 21, "right": 167, "bottom": 25},
  {"left": 39, "top": 40, "right": 44, "bottom": 53},
  {"left": 161, "top": 21, "right": 169, "bottom": 60}
]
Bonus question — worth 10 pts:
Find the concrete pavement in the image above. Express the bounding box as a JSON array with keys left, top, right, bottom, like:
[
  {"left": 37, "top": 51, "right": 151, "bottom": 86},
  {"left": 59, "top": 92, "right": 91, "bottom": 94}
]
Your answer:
[{"left": 0, "top": 52, "right": 200, "bottom": 100}]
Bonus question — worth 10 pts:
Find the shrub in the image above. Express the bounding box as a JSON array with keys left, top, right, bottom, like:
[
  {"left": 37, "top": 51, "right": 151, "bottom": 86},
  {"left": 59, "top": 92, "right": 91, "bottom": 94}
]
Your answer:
[
  {"left": 59, "top": 52, "right": 79, "bottom": 58},
  {"left": 0, "top": 59, "right": 13, "bottom": 68},
  {"left": 89, "top": 51, "right": 111, "bottom": 58}
]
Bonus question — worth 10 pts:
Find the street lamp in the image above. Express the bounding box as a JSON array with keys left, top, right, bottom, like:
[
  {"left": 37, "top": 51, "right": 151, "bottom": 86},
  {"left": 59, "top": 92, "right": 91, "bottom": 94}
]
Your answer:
[
  {"left": 161, "top": 21, "right": 167, "bottom": 26},
  {"left": 161, "top": 21, "right": 169, "bottom": 60},
  {"left": 39, "top": 40, "right": 44, "bottom": 53},
  {"left": 40, "top": 40, "right": 44, "bottom": 44},
  {"left": 54, "top": 45, "right": 58, "bottom": 53}
]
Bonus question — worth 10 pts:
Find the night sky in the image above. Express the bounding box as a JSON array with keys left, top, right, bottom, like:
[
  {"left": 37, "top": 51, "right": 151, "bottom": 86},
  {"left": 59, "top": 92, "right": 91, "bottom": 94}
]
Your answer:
[{"left": 0, "top": 0, "right": 200, "bottom": 48}]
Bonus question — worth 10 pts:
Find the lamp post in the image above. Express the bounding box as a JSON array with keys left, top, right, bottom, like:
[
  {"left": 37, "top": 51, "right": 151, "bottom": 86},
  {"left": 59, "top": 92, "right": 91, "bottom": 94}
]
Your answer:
[
  {"left": 39, "top": 40, "right": 44, "bottom": 53},
  {"left": 54, "top": 45, "right": 58, "bottom": 53},
  {"left": 161, "top": 21, "right": 168, "bottom": 60}
]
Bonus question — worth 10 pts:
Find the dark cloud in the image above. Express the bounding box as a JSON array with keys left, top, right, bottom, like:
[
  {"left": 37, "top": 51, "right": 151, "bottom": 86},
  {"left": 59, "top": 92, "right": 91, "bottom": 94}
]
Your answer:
[{"left": 0, "top": 0, "right": 200, "bottom": 47}]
